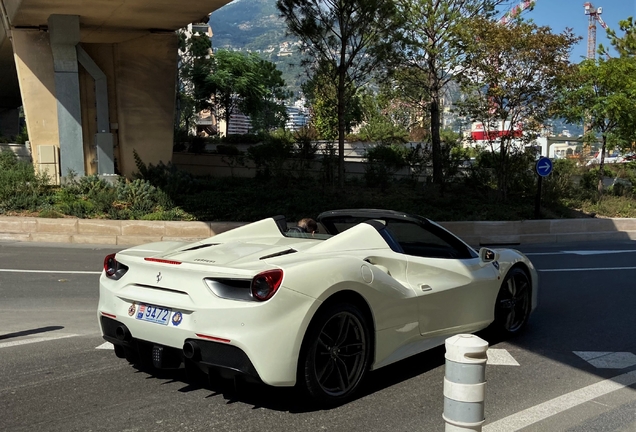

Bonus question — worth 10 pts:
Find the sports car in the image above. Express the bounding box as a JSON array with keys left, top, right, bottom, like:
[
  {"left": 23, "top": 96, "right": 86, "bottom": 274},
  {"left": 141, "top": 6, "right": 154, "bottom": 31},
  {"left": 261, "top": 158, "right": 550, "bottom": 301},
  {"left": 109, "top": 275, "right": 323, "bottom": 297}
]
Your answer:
[{"left": 98, "top": 209, "right": 538, "bottom": 404}]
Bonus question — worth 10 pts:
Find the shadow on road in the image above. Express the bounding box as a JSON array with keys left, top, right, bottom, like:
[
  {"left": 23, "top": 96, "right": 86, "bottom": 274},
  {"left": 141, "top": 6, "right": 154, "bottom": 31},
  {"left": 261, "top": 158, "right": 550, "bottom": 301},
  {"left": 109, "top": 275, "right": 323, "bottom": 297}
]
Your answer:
[{"left": 0, "top": 325, "right": 64, "bottom": 340}]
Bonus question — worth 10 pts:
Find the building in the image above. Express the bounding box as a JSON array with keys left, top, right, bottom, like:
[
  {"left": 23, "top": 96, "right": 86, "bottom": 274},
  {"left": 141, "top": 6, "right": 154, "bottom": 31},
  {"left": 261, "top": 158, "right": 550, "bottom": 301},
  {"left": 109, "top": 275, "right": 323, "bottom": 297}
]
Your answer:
[
  {"left": 217, "top": 111, "right": 252, "bottom": 136},
  {"left": 285, "top": 105, "right": 309, "bottom": 132}
]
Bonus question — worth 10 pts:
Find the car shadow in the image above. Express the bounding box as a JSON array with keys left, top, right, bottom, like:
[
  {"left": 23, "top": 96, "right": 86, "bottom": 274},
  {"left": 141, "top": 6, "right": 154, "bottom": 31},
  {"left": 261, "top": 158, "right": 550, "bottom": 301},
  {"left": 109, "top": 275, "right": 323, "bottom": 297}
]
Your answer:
[{"left": 130, "top": 343, "right": 450, "bottom": 413}]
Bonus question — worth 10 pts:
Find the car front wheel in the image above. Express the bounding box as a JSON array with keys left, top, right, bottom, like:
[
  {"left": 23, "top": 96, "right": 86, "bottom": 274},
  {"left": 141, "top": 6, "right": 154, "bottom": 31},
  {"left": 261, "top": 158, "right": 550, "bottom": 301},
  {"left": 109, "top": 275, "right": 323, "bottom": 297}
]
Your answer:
[
  {"left": 493, "top": 267, "right": 532, "bottom": 335},
  {"left": 299, "top": 303, "right": 371, "bottom": 405}
]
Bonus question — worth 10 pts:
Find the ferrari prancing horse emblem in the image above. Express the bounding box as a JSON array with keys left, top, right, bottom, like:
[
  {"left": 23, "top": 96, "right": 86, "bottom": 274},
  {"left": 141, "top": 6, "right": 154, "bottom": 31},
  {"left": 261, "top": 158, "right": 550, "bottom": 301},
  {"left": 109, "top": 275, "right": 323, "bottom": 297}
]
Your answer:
[{"left": 156, "top": 272, "right": 162, "bottom": 283}]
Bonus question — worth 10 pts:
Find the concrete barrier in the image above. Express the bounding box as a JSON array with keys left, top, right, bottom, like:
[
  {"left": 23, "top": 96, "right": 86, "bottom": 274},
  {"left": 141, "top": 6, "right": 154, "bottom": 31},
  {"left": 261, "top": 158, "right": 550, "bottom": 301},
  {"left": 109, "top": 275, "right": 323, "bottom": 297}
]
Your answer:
[{"left": 1, "top": 216, "right": 636, "bottom": 247}]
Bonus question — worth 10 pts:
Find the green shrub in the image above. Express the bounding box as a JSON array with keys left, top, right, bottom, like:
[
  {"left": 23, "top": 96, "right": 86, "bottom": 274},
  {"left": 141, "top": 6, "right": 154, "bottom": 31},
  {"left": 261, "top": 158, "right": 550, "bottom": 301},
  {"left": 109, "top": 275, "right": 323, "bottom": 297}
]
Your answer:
[
  {"left": 0, "top": 150, "right": 52, "bottom": 213},
  {"left": 543, "top": 158, "right": 578, "bottom": 203},
  {"left": 133, "top": 150, "right": 198, "bottom": 196},
  {"left": 364, "top": 144, "right": 407, "bottom": 188},
  {"left": 247, "top": 132, "right": 294, "bottom": 177}
]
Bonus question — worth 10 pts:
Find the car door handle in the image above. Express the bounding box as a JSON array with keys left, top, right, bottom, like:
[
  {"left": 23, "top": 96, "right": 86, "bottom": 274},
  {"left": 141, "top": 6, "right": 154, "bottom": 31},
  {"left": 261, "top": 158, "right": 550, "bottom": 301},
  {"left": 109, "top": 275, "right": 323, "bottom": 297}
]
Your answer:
[{"left": 419, "top": 284, "right": 432, "bottom": 292}]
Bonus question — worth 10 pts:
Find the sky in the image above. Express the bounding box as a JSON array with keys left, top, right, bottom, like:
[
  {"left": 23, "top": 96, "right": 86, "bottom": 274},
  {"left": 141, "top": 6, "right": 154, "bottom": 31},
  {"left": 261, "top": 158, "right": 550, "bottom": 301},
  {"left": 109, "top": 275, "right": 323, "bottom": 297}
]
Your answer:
[{"left": 518, "top": 0, "right": 636, "bottom": 61}]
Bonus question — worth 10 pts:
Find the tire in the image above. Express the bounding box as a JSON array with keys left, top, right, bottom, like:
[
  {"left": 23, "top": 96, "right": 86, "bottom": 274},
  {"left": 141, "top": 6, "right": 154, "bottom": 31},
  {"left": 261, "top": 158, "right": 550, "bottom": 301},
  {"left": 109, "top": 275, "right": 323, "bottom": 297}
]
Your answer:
[
  {"left": 493, "top": 267, "right": 532, "bottom": 336},
  {"left": 299, "top": 303, "right": 371, "bottom": 405}
]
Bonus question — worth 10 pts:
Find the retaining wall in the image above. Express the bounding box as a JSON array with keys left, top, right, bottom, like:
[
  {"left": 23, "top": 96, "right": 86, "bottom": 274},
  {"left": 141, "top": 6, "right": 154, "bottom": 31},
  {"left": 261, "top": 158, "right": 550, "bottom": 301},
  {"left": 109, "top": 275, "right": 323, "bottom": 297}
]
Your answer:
[{"left": 1, "top": 216, "right": 636, "bottom": 247}]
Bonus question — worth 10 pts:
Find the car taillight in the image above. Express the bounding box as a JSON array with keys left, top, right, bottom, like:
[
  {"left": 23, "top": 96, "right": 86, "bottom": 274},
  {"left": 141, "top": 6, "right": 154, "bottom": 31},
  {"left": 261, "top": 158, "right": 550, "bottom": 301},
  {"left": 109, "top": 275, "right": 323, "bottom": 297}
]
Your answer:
[
  {"left": 103, "top": 253, "right": 128, "bottom": 280},
  {"left": 250, "top": 269, "right": 283, "bottom": 301}
]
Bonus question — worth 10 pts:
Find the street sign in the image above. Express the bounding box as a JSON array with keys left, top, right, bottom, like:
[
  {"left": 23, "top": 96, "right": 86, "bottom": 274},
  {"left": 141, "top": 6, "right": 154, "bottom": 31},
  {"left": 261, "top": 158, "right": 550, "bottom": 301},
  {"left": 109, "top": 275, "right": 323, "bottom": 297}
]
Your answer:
[{"left": 535, "top": 157, "right": 553, "bottom": 177}]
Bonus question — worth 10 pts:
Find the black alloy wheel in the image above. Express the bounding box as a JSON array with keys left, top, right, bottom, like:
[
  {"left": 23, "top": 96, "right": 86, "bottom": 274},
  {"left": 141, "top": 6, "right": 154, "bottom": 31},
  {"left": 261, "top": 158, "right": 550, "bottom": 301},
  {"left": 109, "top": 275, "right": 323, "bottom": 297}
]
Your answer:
[
  {"left": 300, "top": 303, "right": 371, "bottom": 405},
  {"left": 494, "top": 267, "right": 532, "bottom": 335}
]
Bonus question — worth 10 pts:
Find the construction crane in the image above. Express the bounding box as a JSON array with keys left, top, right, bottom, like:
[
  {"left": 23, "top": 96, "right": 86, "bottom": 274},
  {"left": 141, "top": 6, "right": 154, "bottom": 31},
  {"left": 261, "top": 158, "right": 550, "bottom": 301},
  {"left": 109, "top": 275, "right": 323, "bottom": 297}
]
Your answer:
[
  {"left": 499, "top": 1, "right": 537, "bottom": 25},
  {"left": 584, "top": 2, "right": 608, "bottom": 59}
]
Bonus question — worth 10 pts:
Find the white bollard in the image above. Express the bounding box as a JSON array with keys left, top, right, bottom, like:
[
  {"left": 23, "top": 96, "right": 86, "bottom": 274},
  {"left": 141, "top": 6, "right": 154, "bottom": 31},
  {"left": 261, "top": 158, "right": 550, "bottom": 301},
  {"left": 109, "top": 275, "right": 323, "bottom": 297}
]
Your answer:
[{"left": 443, "top": 334, "right": 489, "bottom": 432}]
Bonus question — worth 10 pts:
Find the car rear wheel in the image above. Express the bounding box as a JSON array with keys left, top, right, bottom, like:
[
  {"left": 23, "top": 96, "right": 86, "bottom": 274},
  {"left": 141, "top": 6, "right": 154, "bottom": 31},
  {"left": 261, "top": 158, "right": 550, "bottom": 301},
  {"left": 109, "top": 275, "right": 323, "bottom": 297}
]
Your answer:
[
  {"left": 494, "top": 267, "right": 532, "bottom": 335},
  {"left": 299, "top": 303, "right": 371, "bottom": 405}
]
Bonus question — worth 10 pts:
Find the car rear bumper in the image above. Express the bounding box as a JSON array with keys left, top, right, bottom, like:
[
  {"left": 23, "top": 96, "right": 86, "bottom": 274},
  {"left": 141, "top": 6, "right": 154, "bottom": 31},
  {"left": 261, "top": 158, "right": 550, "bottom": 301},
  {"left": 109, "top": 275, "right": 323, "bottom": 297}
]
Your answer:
[
  {"left": 98, "top": 279, "right": 320, "bottom": 386},
  {"left": 101, "top": 315, "right": 261, "bottom": 380}
]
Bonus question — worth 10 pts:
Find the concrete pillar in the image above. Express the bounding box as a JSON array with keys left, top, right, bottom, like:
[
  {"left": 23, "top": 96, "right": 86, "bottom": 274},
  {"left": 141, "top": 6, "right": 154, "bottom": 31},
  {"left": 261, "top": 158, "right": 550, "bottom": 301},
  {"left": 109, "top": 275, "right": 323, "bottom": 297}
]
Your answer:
[
  {"left": 12, "top": 28, "right": 60, "bottom": 180},
  {"left": 113, "top": 33, "right": 178, "bottom": 177},
  {"left": 48, "top": 14, "right": 84, "bottom": 177}
]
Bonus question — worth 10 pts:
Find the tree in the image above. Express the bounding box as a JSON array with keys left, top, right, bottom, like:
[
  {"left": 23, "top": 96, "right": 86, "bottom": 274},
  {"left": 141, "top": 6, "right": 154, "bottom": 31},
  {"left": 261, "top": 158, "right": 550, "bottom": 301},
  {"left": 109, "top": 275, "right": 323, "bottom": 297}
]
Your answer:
[
  {"left": 457, "top": 18, "right": 578, "bottom": 199},
  {"left": 301, "top": 60, "right": 363, "bottom": 142},
  {"left": 205, "top": 50, "right": 288, "bottom": 135},
  {"left": 606, "top": 17, "right": 636, "bottom": 57},
  {"left": 277, "top": 0, "right": 400, "bottom": 188},
  {"left": 390, "top": 0, "right": 506, "bottom": 186},
  {"left": 249, "top": 59, "right": 291, "bottom": 133},
  {"left": 176, "top": 26, "right": 214, "bottom": 135},
  {"left": 556, "top": 57, "right": 636, "bottom": 192}
]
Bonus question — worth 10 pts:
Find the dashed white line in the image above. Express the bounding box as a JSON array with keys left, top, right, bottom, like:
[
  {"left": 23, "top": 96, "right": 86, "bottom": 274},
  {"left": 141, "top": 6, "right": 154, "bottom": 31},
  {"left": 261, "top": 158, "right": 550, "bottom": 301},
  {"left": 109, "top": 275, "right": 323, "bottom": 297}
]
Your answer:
[
  {"left": 96, "top": 342, "right": 113, "bottom": 350},
  {"left": 483, "top": 369, "right": 636, "bottom": 431},
  {"left": 0, "top": 334, "right": 79, "bottom": 349},
  {"left": 487, "top": 349, "right": 520, "bottom": 366},
  {"left": 0, "top": 269, "right": 101, "bottom": 274}
]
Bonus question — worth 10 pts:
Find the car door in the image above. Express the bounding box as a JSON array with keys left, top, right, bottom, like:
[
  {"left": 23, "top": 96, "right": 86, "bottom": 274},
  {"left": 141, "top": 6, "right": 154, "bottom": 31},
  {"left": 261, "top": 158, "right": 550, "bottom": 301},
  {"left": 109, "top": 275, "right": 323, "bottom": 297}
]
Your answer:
[{"left": 383, "top": 219, "right": 499, "bottom": 338}]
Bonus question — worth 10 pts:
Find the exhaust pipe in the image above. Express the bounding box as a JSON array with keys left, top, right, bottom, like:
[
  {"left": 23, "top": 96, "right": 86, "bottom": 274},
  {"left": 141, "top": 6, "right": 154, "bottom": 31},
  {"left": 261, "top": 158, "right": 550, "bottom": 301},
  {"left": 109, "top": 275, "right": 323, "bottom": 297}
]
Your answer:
[
  {"left": 115, "top": 325, "right": 131, "bottom": 342},
  {"left": 183, "top": 341, "right": 201, "bottom": 361}
]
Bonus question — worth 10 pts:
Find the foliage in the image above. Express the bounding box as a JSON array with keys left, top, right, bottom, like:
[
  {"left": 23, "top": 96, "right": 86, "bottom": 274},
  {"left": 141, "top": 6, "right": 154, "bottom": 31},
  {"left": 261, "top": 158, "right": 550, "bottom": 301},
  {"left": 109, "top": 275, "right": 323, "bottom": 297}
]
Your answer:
[
  {"left": 302, "top": 61, "right": 363, "bottom": 141},
  {"left": 542, "top": 159, "right": 578, "bottom": 204},
  {"left": 457, "top": 18, "right": 578, "bottom": 199},
  {"left": 364, "top": 144, "right": 408, "bottom": 188},
  {"left": 133, "top": 149, "right": 198, "bottom": 196},
  {"left": 0, "top": 150, "right": 51, "bottom": 213},
  {"left": 206, "top": 50, "right": 289, "bottom": 134},
  {"left": 246, "top": 130, "right": 295, "bottom": 177},
  {"left": 389, "top": 0, "right": 507, "bottom": 185},
  {"left": 277, "top": 0, "right": 401, "bottom": 187},
  {"left": 606, "top": 17, "right": 636, "bottom": 57},
  {"left": 555, "top": 57, "right": 636, "bottom": 192},
  {"left": 176, "top": 26, "right": 214, "bottom": 135},
  {"left": 357, "top": 91, "right": 410, "bottom": 144}
]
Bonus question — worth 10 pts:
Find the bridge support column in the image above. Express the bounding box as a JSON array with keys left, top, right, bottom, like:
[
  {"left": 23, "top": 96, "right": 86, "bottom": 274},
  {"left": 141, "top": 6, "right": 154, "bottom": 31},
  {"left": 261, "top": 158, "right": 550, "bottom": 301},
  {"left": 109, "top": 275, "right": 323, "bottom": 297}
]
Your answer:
[
  {"left": 48, "top": 14, "right": 84, "bottom": 177},
  {"left": 12, "top": 27, "right": 61, "bottom": 181}
]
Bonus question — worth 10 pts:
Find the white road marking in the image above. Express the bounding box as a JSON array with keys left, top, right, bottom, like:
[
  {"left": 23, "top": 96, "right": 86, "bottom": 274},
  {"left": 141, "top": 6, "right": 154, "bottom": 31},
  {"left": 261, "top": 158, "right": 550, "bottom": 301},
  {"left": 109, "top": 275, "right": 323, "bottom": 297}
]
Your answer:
[
  {"left": 0, "top": 334, "right": 78, "bottom": 349},
  {"left": 539, "top": 266, "right": 636, "bottom": 272},
  {"left": 574, "top": 351, "right": 636, "bottom": 369},
  {"left": 483, "top": 369, "right": 636, "bottom": 431},
  {"left": 525, "top": 250, "right": 636, "bottom": 256},
  {"left": 0, "top": 269, "right": 101, "bottom": 274},
  {"left": 96, "top": 342, "right": 113, "bottom": 350},
  {"left": 487, "top": 349, "right": 520, "bottom": 366}
]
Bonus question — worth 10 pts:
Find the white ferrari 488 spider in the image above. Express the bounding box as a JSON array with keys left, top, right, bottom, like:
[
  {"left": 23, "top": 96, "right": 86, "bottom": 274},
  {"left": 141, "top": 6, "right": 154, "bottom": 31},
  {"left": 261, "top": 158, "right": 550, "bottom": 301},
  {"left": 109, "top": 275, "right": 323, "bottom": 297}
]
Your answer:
[{"left": 98, "top": 209, "right": 538, "bottom": 404}]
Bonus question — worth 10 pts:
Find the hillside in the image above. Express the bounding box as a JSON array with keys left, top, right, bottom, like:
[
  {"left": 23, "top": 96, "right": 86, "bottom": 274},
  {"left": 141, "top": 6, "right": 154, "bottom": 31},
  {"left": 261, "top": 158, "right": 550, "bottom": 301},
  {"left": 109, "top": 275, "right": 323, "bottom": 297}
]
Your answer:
[{"left": 209, "top": 0, "right": 306, "bottom": 95}]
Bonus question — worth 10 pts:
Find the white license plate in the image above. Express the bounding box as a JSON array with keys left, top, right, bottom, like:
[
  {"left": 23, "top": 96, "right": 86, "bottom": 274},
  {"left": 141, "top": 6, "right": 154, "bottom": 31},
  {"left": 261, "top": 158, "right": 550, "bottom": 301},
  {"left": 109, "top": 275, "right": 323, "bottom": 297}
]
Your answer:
[{"left": 136, "top": 303, "right": 171, "bottom": 325}]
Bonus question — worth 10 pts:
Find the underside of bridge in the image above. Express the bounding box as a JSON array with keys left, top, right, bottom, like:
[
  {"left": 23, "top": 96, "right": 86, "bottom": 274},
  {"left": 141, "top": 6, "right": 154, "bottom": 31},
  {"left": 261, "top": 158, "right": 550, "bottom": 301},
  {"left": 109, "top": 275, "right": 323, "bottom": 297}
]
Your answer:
[{"left": 0, "top": 0, "right": 231, "bottom": 181}]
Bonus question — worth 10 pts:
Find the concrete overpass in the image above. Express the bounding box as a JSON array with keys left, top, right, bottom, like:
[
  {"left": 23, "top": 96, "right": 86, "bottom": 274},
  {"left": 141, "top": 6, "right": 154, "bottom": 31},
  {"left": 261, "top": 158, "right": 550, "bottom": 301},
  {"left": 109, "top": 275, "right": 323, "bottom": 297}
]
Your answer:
[{"left": 0, "top": 0, "right": 231, "bottom": 181}]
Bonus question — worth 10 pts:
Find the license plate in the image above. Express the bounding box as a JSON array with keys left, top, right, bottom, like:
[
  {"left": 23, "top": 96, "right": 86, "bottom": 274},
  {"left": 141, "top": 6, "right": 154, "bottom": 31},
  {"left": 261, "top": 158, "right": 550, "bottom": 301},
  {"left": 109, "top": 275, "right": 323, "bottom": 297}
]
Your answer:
[{"left": 136, "top": 303, "right": 171, "bottom": 325}]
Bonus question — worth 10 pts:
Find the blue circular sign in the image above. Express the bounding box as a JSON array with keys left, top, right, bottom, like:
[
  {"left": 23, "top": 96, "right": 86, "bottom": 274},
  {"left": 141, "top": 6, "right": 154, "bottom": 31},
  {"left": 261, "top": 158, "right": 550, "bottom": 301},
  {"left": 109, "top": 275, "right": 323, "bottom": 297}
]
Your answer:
[{"left": 535, "top": 157, "right": 553, "bottom": 177}]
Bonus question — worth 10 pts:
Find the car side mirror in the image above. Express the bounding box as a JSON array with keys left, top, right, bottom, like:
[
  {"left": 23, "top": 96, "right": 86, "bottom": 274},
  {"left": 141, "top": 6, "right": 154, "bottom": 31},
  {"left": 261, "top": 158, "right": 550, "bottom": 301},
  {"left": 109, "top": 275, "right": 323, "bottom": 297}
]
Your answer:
[{"left": 479, "top": 247, "right": 499, "bottom": 263}]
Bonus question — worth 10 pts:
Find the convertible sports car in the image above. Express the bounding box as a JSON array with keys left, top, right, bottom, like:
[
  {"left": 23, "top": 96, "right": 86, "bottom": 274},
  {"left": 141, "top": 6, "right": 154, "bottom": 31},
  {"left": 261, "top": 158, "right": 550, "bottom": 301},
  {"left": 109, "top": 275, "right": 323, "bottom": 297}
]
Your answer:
[{"left": 98, "top": 209, "right": 538, "bottom": 404}]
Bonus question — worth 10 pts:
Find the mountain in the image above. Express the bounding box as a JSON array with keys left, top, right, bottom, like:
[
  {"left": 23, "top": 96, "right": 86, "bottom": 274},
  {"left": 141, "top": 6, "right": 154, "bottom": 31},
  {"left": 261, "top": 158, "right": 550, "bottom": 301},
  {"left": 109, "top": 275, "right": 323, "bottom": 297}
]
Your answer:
[{"left": 209, "top": 0, "right": 306, "bottom": 96}]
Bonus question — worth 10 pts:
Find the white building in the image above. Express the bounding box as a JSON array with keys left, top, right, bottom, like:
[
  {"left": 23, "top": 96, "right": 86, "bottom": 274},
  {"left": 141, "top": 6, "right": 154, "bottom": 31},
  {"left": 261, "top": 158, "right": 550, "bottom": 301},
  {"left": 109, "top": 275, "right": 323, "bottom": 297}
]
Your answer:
[
  {"left": 285, "top": 105, "right": 309, "bottom": 132},
  {"left": 217, "top": 111, "right": 252, "bottom": 136}
]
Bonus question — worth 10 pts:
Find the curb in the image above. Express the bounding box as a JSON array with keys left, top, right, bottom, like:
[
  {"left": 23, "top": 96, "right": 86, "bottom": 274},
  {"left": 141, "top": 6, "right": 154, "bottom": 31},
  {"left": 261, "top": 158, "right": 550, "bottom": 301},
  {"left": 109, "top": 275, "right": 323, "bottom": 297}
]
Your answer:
[{"left": 1, "top": 216, "right": 636, "bottom": 247}]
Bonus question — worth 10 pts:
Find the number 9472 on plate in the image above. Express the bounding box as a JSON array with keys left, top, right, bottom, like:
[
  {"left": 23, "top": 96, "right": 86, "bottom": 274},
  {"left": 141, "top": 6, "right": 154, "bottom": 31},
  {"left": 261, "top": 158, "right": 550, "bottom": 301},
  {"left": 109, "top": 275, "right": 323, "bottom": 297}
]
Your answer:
[{"left": 136, "top": 303, "right": 172, "bottom": 325}]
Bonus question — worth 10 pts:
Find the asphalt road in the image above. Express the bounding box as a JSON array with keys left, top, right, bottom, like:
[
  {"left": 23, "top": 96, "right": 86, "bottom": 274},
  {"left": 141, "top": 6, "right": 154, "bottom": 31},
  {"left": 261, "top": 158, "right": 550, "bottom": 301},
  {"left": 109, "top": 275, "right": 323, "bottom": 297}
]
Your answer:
[{"left": 1, "top": 240, "right": 635, "bottom": 432}]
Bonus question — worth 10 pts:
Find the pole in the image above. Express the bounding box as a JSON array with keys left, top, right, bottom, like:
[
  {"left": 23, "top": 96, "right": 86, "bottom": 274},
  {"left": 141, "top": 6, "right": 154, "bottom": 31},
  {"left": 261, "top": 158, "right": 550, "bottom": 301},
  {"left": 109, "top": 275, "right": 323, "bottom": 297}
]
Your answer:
[
  {"left": 535, "top": 175, "right": 543, "bottom": 219},
  {"left": 443, "top": 334, "right": 489, "bottom": 432}
]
